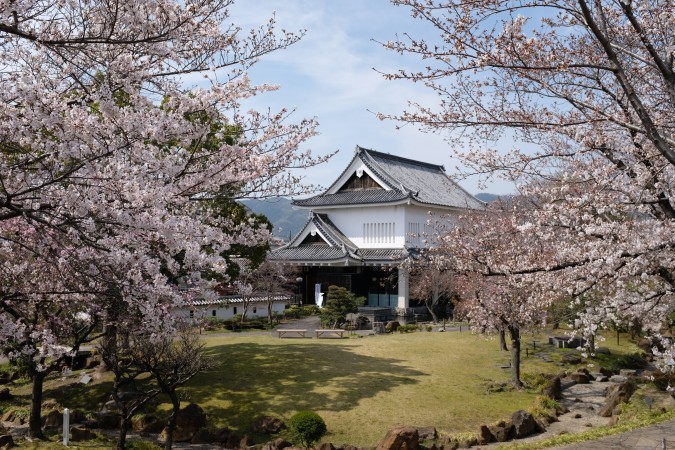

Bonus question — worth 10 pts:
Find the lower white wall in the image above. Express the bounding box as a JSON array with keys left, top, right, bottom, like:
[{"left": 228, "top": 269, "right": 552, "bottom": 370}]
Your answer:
[{"left": 174, "top": 301, "right": 287, "bottom": 321}]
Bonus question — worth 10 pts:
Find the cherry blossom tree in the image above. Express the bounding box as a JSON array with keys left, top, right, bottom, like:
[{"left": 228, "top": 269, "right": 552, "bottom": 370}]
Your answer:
[
  {"left": 414, "top": 200, "right": 556, "bottom": 387},
  {"left": 250, "top": 259, "right": 297, "bottom": 327},
  {"left": 0, "top": 0, "right": 325, "bottom": 438},
  {"left": 383, "top": 0, "right": 675, "bottom": 349},
  {"left": 407, "top": 253, "right": 457, "bottom": 323}
]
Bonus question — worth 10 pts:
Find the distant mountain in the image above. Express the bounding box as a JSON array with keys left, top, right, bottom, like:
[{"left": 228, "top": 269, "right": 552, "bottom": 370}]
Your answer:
[
  {"left": 244, "top": 193, "right": 504, "bottom": 239},
  {"left": 241, "top": 197, "right": 308, "bottom": 240},
  {"left": 475, "top": 193, "right": 504, "bottom": 202}
]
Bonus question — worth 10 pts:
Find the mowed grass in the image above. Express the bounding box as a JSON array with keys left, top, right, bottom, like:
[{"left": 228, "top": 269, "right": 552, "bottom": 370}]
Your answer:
[{"left": 166, "top": 331, "right": 564, "bottom": 447}]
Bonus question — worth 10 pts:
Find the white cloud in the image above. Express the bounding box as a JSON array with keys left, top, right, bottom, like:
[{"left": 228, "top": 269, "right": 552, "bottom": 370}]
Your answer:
[{"left": 193, "top": 1, "right": 519, "bottom": 195}]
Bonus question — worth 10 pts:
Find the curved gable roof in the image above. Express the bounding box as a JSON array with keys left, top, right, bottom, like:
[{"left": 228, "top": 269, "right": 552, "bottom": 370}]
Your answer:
[{"left": 293, "top": 146, "right": 483, "bottom": 210}]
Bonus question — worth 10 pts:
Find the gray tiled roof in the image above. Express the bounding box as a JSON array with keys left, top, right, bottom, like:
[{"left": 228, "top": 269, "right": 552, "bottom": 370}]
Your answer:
[
  {"left": 294, "top": 146, "right": 484, "bottom": 210},
  {"left": 271, "top": 246, "right": 406, "bottom": 263},
  {"left": 188, "top": 294, "right": 292, "bottom": 307},
  {"left": 269, "top": 212, "right": 408, "bottom": 264},
  {"left": 293, "top": 190, "right": 410, "bottom": 207}
]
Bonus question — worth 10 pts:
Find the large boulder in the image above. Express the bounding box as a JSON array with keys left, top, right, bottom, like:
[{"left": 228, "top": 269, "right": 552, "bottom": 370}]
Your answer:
[
  {"left": 162, "top": 403, "right": 207, "bottom": 442},
  {"left": 132, "top": 414, "right": 165, "bottom": 433},
  {"left": 543, "top": 376, "right": 562, "bottom": 400},
  {"left": 477, "top": 425, "right": 493, "bottom": 445},
  {"left": 415, "top": 426, "right": 437, "bottom": 441},
  {"left": 271, "top": 438, "right": 293, "bottom": 450},
  {"left": 0, "top": 434, "right": 14, "bottom": 449},
  {"left": 487, "top": 421, "right": 512, "bottom": 442},
  {"left": 252, "top": 415, "right": 286, "bottom": 434},
  {"left": 93, "top": 411, "right": 120, "bottom": 429},
  {"left": 0, "top": 389, "right": 9, "bottom": 401},
  {"left": 376, "top": 426, "right": 419, "bottom": 450},
  {"left": 70, "top": 426, "right": 97, "bottom": 442},
  {"left": 568, "top": 372, "right": 590, "bottom": 384},
  {"left": 599, "top": 382, "right": 635, "bottom": 417},
  {"left": 213, "top": 427, "right": 231, "bottom": 444},
  {"left": 510, "top": 410, "right": 537, "bottom": 439},
  {"left": 191, "top": 428, "right": 215, "bottom": 444},
  {"left": 42, "top": 409, "right": 63, "bottom": 429}
]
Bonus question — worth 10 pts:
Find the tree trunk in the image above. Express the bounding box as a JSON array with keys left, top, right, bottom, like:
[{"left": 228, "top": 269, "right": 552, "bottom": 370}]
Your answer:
[
  {"left": 499, "top": 328, "right": 509, "bottom": 351},
  {"left": 508, "top": 325, "right": 523, "bottom": 389},
  {"left": 165, "top": 391, "right": 181, "bottom": 450},
  {"left": 116, "top": 417, "right": 129, "bottom": 450},
  {"left": 28, "top": 369, "right": 46, "bottom": 439},
  {"left": 426, "top": 301, "right": 439, "bottom": 323},
  {"left": 267, "top": 301, "right": 274, "bottom": 328}
]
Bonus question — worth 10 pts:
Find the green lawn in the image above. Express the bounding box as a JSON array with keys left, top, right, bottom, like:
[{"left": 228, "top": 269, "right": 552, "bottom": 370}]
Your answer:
[
  {"left": 163, "top": 330, "right": 579, "bottom": 446},
  {"left": 1, "top": 326, "right": 650, "bottom": 448}
]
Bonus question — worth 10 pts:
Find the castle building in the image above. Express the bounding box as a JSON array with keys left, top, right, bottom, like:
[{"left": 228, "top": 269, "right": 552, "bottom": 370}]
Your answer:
[{"left": 270, "top": 146, "right": 483, "bottom": 315}]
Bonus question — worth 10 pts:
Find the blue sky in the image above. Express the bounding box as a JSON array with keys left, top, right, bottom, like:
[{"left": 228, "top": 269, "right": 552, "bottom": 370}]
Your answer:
[{"left": 225, "top": 0, "right": 516, "bottom": 196}]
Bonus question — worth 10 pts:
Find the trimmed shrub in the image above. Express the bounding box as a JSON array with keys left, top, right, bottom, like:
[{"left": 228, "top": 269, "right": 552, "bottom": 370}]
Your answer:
[{"left": 287, "top": 411, "right": 327, "bottom": 449}]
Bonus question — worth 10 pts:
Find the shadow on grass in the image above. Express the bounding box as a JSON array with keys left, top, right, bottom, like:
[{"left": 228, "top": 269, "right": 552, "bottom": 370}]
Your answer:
[
  {"left": 41, "top": 378, "right": 114, "bottom": 412},
  {"left": 189, "top": 342, "right": 425, "bottom": 432}
]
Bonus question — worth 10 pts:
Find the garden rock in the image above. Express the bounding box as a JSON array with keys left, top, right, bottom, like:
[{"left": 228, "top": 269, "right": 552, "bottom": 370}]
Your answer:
[
  {"left": 225, "top": 433, "right": 242, "bottom": 449},
  {"left": 41, "top": 399, "right": 60, "bottom": 410},
  {"left": 544, "top": 376, "right": 562, "bottom": 400},
  {"left": 457, "top": 436, "right": 477, "bottom": 448},
  {"left": 42, "top": 409, "right": 62, "bottom": 428},
  {"left": 191, "top": 428, "right": 215, "bottom": 444},
  {"left": 0, "top": 434, "right": 13, "bottom": 449},
  {"left": 335, "top": 445, "right": 358, "bottom": 450},
  {"left": 166, "top": 403, "right": 207, "bottom": 442},
  {"left": 85, "top": 357, "right": 100, "bottom": 369},
  {"left": 239, "top": 434, "right": 253, "bottom": 447},
  {"left": 510, "top": 410, "right": 537, "bottom": 439},
  {"left": 132, "top": 414, "right": 165, "bottom": 433},
  {"left": 619, "top": 369, "right": 637, "bottom": 377},
  {"left": 561, "top": 354, "right": 582, "bottom": 364},
  {"left": 70, "top": 426, "right": 97, "bottom": 441},
  {"left": 93, "top": 411, "right": 119, "bottom": 429},
  {"left": 568, "top": 372, "right": 590, "bottom": 384},
  {"left": 252, "top": 415, "right": 286, "bottom": 433},
  {"left": 477, "top": 424, "right": 493, "bottom": 444},
  {"left": 487, "top": 420, "right": 512, "bottom": 442},
  {"left": 415, "top": 426, "right": 437, "bottom": 441},
  {"left": 609, "top": 375, "right": 627, "bottom": 383},
  {"left": 316, "top": 443, "right": 335, "bottom": 450},
  {"left": 0, "top": 388, "right": 9, "bottom": 400},
  {"left": 271, "top": 438, "right": 292, "bottom": 450},
  {"left": 599, "top": 382, "right": 634, "bottom": 417},
  {"left": 376, "top": 426, "right": 419, "bottom": 450},
  {"left": 70, "top": 409, "right": 86, "bottom": 424},
  {"left": 213, "top": 427, "right": 231, "bottom": 444}
]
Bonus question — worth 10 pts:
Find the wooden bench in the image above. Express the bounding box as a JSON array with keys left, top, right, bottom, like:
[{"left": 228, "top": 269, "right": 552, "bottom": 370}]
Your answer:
[
  {"left": 315, "top": 329, "right": 345, "bottom": 339},
  {"left": 276, "top": 329, "right": 307, "bottom": 338}
]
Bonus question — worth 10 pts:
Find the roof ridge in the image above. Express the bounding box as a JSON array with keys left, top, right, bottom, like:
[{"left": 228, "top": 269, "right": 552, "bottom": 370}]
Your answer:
[
  {"left": 357, "top": 145, "right": 446, "bottom": 172},
  {"left": 358, "top": 147, "right": 402, "bottom": 191}
]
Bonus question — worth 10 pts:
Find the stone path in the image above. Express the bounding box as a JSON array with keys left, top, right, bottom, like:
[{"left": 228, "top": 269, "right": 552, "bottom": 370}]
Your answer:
[{"left": 550, "top": 419, "right": 674, "bottom": 449}]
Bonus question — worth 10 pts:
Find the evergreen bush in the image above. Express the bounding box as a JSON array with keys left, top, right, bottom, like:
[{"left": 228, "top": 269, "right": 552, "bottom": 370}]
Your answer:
[{"left": 287, "top": 411, "right": 327, "bottom": 449}]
